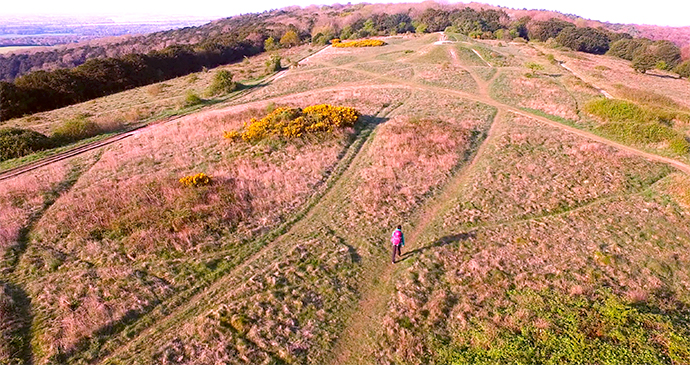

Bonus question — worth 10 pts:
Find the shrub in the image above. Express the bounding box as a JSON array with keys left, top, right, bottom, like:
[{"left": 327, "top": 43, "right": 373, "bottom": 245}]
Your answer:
[
  {"left": 607, "top": 38, "right": 651, "bottom": 60},
  {"left": 264, "top": 36, "right": 278, "bottom": 51},
  {"left": 648, "top": 40, "right": 682, "bottom": 69},
  {"left": 525, "top": 62, "right": 544, "bottom": 76},
  {"left": 0, "top": 127, "right": 53, "bottom": 161},
  {"left": 179, "top": 173, "right": 211, "bottom": 187},
  {"left": 331, "top": 39, "right": 386, "bottom": 48},
  {"left": 631, "top": 53, "right": 658, "bottom": 73},
  {"left": 207, "top": 70, "right": 237, "bottom": 96},
  {"left": 674, "top": 60, "right": 690, "bottom": 79},
  {"left": 265, "top": 54, "right": 282, "bottom": 74},
  {"left": 183, "top": 90, "right": 203, "bottom": 107},
  {"left": 224, "top": 104, "right": 360, "bottom": 142},
  {"left": 52, "top": 115, "right": 101, "bottom": 143},
  {"left": 280, "top": 30, "right": 300, "bottom": 48}
]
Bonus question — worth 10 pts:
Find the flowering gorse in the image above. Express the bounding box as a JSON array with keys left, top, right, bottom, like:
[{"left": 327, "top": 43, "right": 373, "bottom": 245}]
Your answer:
[
  {"left": 224, "top": 104, "right": 360, "bottom": 142},
  {"left": 331, "top": 39, "right": 386, "bottom": 48},
  {"left": 179, "top": 172, "right": 212, "bottom": 187}
]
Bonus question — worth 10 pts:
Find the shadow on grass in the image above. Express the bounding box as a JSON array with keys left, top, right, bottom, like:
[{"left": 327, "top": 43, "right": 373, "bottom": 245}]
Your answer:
[
  {"left": 396, "top": 231, "right": 476, "bottom": 264},
  {"left": 2, "top": 281, "right": 34, "bottom": 365}
]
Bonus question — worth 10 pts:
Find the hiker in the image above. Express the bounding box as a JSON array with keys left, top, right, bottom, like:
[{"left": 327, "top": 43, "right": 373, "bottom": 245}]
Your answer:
[{"left": 391, "top": 225, "right": 404, "bottom": 263}]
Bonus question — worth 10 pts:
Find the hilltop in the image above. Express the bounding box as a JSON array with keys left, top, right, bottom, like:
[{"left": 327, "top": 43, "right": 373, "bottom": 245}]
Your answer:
[{"left": 1, "top": 3, "right": 690, "bottom": 365}]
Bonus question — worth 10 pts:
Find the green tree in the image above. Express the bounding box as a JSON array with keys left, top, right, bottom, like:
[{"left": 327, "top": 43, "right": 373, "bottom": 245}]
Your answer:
[
  {"left": 207, "top": 70, "right": 237, "bottom": 96},
  {"left": 528, "top": 18, "right": 574, "bottom": 42},
  {"left": 264, "top": 37, "right": 277, "bottom": 51},
  {"left": 280, "top": 30, "right": 300, "bottom": 48},
  {"left": 631, "top": 53, "right": 658, "bottom": 73},
  {"left": 555, "top": 27, "right": 611, "bottom": 54},
  {"left": 648, "top": 40, "right": 682, "bottom": 69},
  {"left": 607, "top": 38, "right": 652, "bottom": 60}
]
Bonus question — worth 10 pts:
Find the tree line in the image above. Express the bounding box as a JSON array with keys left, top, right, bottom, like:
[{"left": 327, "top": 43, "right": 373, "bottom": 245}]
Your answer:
[{"left": 1, "top": 5, "right": 688, "bottom": 122}]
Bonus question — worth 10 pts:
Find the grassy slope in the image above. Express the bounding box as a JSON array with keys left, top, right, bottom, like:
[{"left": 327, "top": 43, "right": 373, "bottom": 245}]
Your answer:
[{"left": 2, "top": 32, "right": 690, "bottom": 365}]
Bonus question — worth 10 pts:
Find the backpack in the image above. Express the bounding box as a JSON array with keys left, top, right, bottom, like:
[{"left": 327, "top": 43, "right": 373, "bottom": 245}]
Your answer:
[{"left": 391, "top": 230, "right": 402, "bottom": 246}]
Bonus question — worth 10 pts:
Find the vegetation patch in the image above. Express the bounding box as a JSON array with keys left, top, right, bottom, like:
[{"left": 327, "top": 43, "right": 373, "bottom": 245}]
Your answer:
[
  {"left": 584, "top": 98, "right": 689, "bottom": 154},
  {"left": 51, "top": 114, "right": 102, "bottom": 143},
  {"left": 331, "top": 39, "right": 386, "bottom": 48},
  {"left": 224, "top": 104, "right": 360, "bottom": 142},
  {"left": 438, "top": 289, "right": 690, "bottom": 365},
  {"left": 179, "top": 172, "right": 212, "bottom": 188},
  {"left": 0, "top": 127, "right": 53, "bottom": 162}
]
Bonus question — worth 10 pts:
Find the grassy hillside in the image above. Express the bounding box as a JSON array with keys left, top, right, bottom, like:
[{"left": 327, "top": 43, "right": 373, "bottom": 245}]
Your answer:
[{"left": 1, "top": 30, "right": 690, "bottom": 365}]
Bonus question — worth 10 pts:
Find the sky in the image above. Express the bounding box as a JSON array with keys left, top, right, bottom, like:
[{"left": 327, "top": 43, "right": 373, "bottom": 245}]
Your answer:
[{"left": 2, "top": 0, "right": 689, "bottom": 27}]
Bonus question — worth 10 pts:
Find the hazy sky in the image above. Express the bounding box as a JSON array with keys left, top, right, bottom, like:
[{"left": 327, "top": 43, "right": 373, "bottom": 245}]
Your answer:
[{"left": 2, "top": 0, "right": 689, "bottom": 27}]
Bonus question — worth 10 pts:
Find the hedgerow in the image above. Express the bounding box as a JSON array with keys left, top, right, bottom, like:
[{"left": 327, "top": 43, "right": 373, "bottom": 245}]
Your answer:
[
  {"left": 224, "top": 104, "right": 360, "bottom": 142},
  {"left": 331, "top": 39, "right": 386, "bottom": 48}
]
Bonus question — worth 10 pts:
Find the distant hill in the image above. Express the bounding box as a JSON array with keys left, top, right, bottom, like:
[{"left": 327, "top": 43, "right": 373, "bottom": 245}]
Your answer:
[{"left": 0, "top": 15, "right": 213, "bottom": 47}]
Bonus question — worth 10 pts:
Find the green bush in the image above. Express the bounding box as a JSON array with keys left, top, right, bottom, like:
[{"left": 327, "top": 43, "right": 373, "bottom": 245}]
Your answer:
[
  {"left": 183, "top": 90, "right": 204, "bottom": 107},
  {"left": 265, "top": 54, "right": 282, "bottom": 74},
  {"left": 0, "top": 127, "right": 53, "bottom": 161},
  {"left": 675, "top": 60, "right": 690, "bottom": 79},
  {"left": 207, "top": 70, "right": 237, "bottom": 96},
  {"left": 631, "top": 53, "right": 659, "bottom": 73},
  {"left": 51, "top": 115, "right": 101, "bottom": 143},
  {"left": 607, "top": 38, "right": 651, "bottom": 60}
]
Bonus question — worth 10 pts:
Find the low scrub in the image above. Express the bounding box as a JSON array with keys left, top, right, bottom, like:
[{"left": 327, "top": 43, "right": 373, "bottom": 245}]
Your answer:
[
  {"left": 206, "top": 70, "right": 238, "bottom": 96},
  {"left": 179, "top": 172, "right": 212, "bottom": 187},
  {"left": 224, "top": 104, "right": 360, "bottom": 142},
  {"left": 584, "top": 98, "right": 689, "bottom": 154},
  {"left": 439, "top": 290, "right": 690, "bottom": 365},
  {"left": 331, "top": 39, "right": 386, "bottom": 48},
  {"left": 0, "top": 127, "right": 53, "bottom": 162},
  {"left": 51, "top": 115, "right": 102, "bottom": 143}
]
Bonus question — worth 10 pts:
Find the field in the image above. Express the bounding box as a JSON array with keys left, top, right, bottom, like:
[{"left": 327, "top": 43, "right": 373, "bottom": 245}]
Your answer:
[{"left": 2, "top": 31, "right": 690, "bottom": 365}]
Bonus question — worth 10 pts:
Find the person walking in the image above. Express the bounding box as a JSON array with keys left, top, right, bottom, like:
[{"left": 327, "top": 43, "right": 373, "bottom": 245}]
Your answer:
[{"left": 391, "top": 225, "right": 404, "bottom": 263}]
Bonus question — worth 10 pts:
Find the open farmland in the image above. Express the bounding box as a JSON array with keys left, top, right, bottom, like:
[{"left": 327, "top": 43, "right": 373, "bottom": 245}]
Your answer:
[{"left": 2, "top": 30, "right": 690, "bottom": 365}]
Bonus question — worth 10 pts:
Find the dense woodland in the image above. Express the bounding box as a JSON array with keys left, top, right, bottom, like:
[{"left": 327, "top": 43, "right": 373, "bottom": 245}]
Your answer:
[{"left": 0, "top": 3, "right": 688, "bottom": 121}]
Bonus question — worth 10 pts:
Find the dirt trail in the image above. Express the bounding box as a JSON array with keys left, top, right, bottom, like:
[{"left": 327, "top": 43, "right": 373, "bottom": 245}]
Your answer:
[
  {"left": 332, "top": 61, "right": 690, "bottom": 175},
  {"left": 448, "top": 46, "right": 490, "bottom": 97},
  {"left": 329, "top": 108, "right": 504, "bottom": 365}
]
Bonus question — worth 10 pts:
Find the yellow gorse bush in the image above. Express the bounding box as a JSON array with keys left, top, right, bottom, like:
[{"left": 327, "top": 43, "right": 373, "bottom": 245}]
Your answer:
[
  {"left": 179, "top": 172, "right": 212, "bottom": 187},
  {"left": 224, "top": 104, "right": 360, "bottom": 142},
  {"left": 331, "top": 39, "right": 386, "bottom": 48}
]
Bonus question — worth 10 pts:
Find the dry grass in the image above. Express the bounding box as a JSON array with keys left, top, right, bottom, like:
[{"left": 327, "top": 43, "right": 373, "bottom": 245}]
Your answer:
[
  {"left": 235, "top": 68, "right": 369, "bottom": 102},
  {"left": 444, "top": 114, "right": 672, "bottom": 229},
  {"left": 546, "top": 48, "right": 690, "bottom": 110},
  {"left": 491, "top": 70, "right": 579, "bottom": 120},
  {"left": 10, "top": 87, "right": 411, "bottom": 363},
  {"left": 152, "top": 232, "right": 359, "bottom": 365},
  {"left": 350, "top": 117, "right": 473, "bottom": 229},
  {"left": 27, "top": 267, "right": 173, "bottom": 362},
  {"left": 19, "top": 106, "right": 347, "bottom": 272},
  {"left": 380, "top": 165, "right": 690, "bottom": 364},
  {"left": 412, "top": 63, "right": 478, "bottom": 93},
  {"left": 0, "top": 165, "right": 66, "bottom": 256}
]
